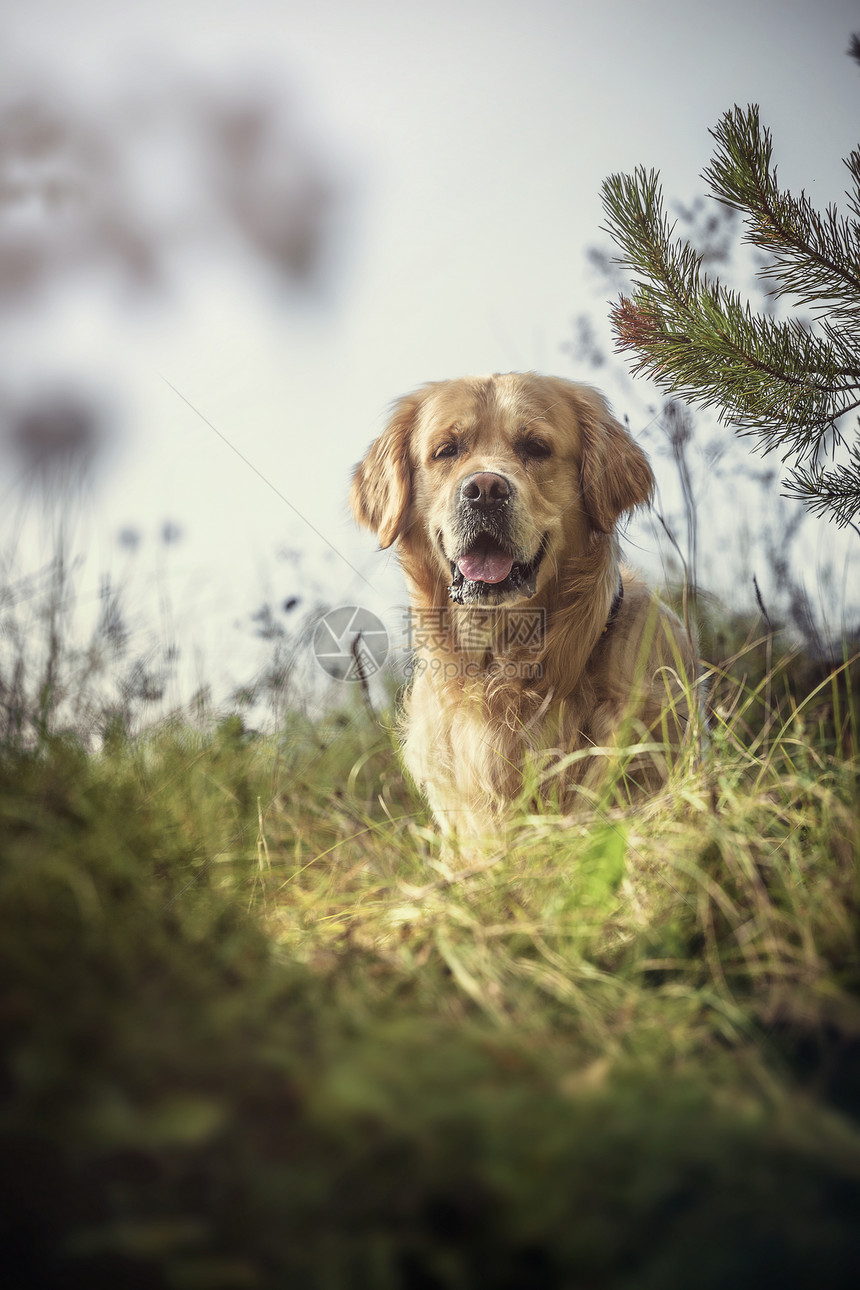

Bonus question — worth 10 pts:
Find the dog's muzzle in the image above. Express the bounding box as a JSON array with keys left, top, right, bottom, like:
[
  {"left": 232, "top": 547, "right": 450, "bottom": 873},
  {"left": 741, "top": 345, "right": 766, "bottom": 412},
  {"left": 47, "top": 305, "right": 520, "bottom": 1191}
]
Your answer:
[{"left": 447, "top": 471, "right": 546, "bottom": 605}]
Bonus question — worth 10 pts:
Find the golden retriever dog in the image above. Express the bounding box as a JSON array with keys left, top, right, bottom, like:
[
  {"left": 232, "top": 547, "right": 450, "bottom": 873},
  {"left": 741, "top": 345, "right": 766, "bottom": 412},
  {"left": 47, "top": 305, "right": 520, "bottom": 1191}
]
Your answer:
[{"left": 351, "top": 372, "right": 699, "bottom": 842}]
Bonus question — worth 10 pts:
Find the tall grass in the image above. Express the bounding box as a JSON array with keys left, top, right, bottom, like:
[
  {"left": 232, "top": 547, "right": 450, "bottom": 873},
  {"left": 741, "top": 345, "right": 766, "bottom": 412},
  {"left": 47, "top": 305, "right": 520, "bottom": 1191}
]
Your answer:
[{"left": 1, "top": 567, "right": 858, "bottom": 1286}]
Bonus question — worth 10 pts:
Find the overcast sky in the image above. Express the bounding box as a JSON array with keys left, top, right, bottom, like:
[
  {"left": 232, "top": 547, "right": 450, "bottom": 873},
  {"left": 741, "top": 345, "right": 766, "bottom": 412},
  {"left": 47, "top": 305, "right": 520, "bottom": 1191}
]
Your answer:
[{"left": 3, "top": 0, "right": 859, "bottom": 705}]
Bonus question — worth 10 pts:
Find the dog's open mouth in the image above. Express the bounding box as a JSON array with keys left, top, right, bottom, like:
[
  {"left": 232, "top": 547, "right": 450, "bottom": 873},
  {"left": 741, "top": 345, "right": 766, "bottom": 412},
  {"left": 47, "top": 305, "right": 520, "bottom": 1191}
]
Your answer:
[{"left": 448, "top": 534, "right": 547, "bottom": 604}]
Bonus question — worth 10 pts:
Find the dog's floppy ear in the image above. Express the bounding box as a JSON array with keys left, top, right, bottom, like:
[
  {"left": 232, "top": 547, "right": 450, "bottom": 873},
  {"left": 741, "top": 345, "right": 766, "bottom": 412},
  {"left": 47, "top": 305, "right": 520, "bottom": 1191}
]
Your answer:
[
  {"left": 351, "top": 389, "right": 424, "bottom": 549},
  {"left": 572, "top": 386, "right": 654, "bottom": 533}
]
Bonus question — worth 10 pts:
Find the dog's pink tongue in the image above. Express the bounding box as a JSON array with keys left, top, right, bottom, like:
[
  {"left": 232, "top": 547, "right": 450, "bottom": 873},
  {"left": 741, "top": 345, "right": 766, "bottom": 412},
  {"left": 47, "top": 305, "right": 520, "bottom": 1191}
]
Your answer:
[{"left": 457, "top": 548, "right": 514, "bottom": 584}]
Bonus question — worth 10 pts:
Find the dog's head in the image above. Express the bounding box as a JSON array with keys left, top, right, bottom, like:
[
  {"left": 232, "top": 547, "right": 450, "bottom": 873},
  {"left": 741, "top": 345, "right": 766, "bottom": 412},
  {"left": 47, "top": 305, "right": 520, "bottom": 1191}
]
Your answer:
[{"left": 351, "top": 373, "right": 654, "bottom": 606}]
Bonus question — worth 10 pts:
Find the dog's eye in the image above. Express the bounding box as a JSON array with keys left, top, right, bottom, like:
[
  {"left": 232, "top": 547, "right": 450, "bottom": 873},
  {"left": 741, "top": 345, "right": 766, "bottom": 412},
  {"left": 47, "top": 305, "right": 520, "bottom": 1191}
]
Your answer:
[
  {"left": 433, "top": 441, "right": 460, "bottom": 460},
  {"left": 520, "top": 437, "right": 552, "bottom": 460}
]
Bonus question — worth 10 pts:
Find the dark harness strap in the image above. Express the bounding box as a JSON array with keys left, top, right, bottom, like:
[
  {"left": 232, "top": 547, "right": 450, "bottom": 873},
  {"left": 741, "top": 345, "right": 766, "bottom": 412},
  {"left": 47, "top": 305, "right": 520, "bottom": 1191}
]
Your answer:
[{"left": 603, "top": 576, "right": 624, "bottom": 635}]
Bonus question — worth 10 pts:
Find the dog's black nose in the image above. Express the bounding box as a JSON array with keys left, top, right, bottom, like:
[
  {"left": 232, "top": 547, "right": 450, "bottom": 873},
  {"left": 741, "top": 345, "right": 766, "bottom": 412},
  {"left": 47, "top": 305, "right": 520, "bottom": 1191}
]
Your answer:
[{"left": 460, "top": 472, "right": 511, "bottom": 509}]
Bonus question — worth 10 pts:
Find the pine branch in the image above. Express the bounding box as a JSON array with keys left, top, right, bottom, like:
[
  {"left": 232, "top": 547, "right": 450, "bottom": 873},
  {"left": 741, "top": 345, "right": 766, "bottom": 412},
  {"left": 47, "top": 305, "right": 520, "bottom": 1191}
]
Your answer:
[
  {"left": 703, "top": 107, "right": 860, "bottom": 325},
  {"left": 784, "top": 442, "right": 860, "bottom": 530},
  {"left": 603, "top": 170, "right": 850, "bottom": 455},
  {"left": 601, "top": 108, "right": 860, "bottom": 528},
  {"left": 611, "top": 291, "right": 844, "bottom": 456},
  {"left": 846, "top": 148, "right": 860, "bottom": 224}
]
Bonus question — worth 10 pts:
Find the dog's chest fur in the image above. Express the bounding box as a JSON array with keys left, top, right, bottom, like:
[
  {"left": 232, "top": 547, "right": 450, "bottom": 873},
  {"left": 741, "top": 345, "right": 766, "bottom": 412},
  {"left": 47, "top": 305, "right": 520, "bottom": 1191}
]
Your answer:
[{"left": 400, "top": 651, "right": 607, "bottom": 838}]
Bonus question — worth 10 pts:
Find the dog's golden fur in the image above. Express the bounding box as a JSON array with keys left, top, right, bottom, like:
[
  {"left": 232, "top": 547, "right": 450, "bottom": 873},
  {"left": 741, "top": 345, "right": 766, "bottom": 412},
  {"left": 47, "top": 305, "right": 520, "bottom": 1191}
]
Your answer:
[{"left": 352, "top": 372, "right": 699, "bottom": 840}]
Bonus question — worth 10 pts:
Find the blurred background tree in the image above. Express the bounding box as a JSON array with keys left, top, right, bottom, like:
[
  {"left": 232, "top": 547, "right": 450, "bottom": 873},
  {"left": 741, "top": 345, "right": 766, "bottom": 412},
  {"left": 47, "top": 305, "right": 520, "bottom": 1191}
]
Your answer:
[{"left": 0, "top": 64, "right": 344, "bottom": 742}]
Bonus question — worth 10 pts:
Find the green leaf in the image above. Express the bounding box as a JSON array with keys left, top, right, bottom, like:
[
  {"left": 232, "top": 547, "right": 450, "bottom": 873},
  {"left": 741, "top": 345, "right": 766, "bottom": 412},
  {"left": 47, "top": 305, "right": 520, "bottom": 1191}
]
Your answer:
[{"left": 576, "top": 823, "right": 627, "bottom": 906}]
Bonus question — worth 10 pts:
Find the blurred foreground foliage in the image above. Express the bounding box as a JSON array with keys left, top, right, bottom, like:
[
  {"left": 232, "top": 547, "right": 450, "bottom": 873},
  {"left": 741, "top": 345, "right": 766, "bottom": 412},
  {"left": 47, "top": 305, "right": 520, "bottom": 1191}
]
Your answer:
[{"left": 1, "top": 601, "right": 860, "bottom": 1288}]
